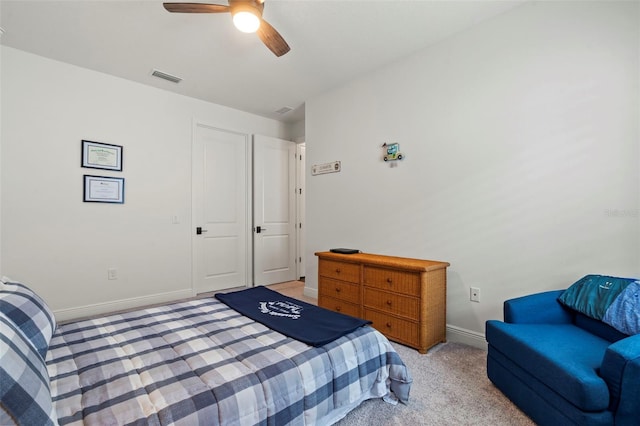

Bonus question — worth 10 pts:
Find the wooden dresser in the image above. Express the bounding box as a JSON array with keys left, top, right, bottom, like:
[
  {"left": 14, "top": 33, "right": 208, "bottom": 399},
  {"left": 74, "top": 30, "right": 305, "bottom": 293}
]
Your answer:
[{"left": 316, "top": 251, "right": 449, "bottom": 353}]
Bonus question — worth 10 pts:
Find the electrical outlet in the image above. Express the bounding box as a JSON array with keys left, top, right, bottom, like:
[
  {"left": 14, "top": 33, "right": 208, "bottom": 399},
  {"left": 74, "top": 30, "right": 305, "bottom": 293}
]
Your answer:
[
  {"left": 470, "top": 287, "right": 480, "bottom": 303},
  {"left": 108, "top": 268, "right": 118, "bottom": 280}
]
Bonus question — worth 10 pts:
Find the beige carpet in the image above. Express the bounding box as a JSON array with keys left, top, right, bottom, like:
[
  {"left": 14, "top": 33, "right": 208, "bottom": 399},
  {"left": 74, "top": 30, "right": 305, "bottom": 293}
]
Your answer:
[{"left": 336, "top": 342, "right": 536, "bottom": 426}]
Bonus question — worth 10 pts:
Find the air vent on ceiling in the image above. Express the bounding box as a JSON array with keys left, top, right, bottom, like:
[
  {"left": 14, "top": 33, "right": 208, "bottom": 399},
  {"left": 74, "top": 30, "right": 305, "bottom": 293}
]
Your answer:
[
  {"left": 275, "top": 106, "right": 293, "bottom": 115},
  {"left": 151, "top": 69, "right": 182, "bottom": 84}
]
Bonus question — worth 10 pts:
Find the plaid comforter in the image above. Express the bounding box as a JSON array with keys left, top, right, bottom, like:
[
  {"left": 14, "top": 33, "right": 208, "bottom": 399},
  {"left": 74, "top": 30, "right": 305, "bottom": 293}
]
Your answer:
[{"left": 46, "top": 297, "right": 411, "bottom": 425}]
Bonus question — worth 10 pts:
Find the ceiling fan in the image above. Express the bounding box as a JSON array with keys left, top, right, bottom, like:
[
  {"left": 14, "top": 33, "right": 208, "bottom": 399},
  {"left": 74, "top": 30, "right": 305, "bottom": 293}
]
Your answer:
[{"left": 163, "top": 1, "right": 290, "bottom": 57}]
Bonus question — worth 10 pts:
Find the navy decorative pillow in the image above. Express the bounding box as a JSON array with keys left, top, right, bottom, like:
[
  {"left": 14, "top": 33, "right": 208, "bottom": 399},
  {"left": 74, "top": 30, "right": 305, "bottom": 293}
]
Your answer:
[
  {"left": 0, "top": 277, "right": 56, "bottom": 358},
  {"left": 558, "top": 274, "right": 640, "bottom": 335},
  {"left": 0, "top": 312, "right": 57, "bottom": 425}
]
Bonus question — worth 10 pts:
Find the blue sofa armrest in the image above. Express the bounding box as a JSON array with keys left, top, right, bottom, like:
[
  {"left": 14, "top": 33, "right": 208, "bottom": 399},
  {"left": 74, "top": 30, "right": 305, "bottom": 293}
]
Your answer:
[
  {"left": 504, "top": 290, "right": 573, "bottom": 324},
  {"left": 600, "top": 334, "right": 640, "bottom": 426}
]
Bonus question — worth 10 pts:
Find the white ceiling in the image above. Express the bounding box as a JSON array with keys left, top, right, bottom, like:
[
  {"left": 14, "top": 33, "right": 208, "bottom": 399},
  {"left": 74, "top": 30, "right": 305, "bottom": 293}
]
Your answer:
[{"left": 0, "top": 0, "right": 525, "bottom": 123}]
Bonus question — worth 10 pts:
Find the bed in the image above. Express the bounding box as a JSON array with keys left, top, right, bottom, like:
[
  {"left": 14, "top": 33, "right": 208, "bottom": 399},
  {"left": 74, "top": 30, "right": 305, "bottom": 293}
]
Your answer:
[{"left": 0, "top": 279, "right": 412, "bottom": 426}]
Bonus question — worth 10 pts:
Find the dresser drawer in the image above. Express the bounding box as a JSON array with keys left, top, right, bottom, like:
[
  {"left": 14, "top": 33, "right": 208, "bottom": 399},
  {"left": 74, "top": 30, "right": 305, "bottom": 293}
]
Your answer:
[
  {"left": 363, "top": 288, "right": 419, "bottom": 320},
  {"left": 363, "top": 266, "right": 420, "bottom": 296},
  {"left": 319, "top": 260, "right": 359, "bottom": 284},
  {"left": 319, "top": 277, "right": 360, "bottom": 303},
  {"left": 319, "top": 296, "right": 361, "bottom": 318},
  {"left": 364, "top": 309, "right": 418, "bottom": 346}
]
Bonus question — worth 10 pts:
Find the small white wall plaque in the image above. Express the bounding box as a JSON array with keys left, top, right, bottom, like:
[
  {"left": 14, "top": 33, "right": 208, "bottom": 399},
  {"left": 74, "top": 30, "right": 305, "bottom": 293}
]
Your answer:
[{"left": 311, "top": 161, "right": 341, "bottom": 176}]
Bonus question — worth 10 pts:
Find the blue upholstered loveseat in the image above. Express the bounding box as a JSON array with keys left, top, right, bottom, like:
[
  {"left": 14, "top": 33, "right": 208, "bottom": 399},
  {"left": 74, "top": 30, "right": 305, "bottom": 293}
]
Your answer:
[{"left": 486, "top": 289, "right": 640, "bottom": 425}]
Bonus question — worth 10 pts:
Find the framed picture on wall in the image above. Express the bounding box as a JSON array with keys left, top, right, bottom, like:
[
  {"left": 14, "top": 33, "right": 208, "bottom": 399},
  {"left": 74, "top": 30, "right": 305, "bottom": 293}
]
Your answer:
[
  {"left": 81, "top": 140, "right": 123, "bottom": 171},
  {"left": 83, "top": 175, "right": 125, "bottom": 204}
]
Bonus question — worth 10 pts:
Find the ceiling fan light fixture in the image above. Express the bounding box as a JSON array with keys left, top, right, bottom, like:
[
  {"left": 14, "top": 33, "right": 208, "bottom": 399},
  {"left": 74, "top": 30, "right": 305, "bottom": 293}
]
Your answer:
[
  {"left": 232, "top": 7, "right": 261, "bottom": 33},
  {"left": 163, "top": 1, "right": 289, "bottom": 57}
]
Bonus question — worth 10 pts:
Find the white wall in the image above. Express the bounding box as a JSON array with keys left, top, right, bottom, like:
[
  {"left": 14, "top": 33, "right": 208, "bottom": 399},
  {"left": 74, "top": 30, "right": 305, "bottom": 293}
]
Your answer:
[
  {"left": 305, "top": 1, "right": 639, "bottom": 344},
  {"left": 0, "top": 30, "right": 3, "bottom": 276},
  {"left": 1, "top": 47, "right": 290, "bottom": 320},
  {"left": 287, "top": 116, "right": 306, "bottom": 142}
]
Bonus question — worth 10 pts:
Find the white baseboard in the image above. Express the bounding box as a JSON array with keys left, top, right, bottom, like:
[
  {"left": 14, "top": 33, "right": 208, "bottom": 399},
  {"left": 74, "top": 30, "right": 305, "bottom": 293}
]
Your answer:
[
  {"left": 303, "top": 285, "right": 318, "bottom": 300},
  {"left": 53, "top": 289, "right": 194, "bottom": 322},
  {"left": 446, "top": 324, "right": 487, "bottom": 350}
]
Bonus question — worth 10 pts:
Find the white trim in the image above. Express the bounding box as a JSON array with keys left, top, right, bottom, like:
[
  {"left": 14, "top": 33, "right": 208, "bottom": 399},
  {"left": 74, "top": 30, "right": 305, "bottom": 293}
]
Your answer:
[
  {"left": 295, "top": 143, "right": 306, "bottom": 280},
  {"left": 446, "top": 324, "right": 487, "bottom": 350},
  {"left": 246, "top": 135, "right": 254, "bottom": 287},
  {"left": 53, "top": 289, "right": 193, "bottom": 322},
  {"left": 303, "top": 285, "right": 318, "bottom": 300}
]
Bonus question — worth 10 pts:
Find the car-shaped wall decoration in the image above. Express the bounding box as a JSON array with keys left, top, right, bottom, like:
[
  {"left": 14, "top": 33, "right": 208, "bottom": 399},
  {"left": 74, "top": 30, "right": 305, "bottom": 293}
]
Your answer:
[{"left": 382, "top": 142, "right": 403, "bottom": 161}]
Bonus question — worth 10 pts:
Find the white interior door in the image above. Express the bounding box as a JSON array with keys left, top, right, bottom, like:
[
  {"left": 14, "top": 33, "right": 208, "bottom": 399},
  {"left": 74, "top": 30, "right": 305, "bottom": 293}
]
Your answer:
[
  {"left": 192, "top": 123, "right": 250, "bottom": 294},
  {"left": 253, "top": 135, "right": 296, "bottom": 286}
]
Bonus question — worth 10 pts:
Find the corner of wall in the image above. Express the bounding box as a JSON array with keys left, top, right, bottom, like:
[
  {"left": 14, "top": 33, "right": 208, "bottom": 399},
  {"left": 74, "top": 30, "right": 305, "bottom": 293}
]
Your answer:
[{"left": 284, "top": 116, "right": 305, "bottom": 143}]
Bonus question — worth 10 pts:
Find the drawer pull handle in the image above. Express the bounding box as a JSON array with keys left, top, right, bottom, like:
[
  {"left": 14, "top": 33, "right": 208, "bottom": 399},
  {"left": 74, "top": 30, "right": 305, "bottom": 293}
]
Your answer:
[
  {"left": 335, "top": 268, "right": 341, "bottom": 274},
  {"left": 386, "top": 322, "right": 392, "bottom": 328},
  {"left": 386, "top": 300, "right": 392, "bottom": 306},
  {"left": 336, "top": 306, "right": 341, "bottom": 312},
  {"left": 335, "top": 288, "right": 341, "bottom": 293},
  {"left": 386, "top": 278, "right": 393, "bottom": 284}
]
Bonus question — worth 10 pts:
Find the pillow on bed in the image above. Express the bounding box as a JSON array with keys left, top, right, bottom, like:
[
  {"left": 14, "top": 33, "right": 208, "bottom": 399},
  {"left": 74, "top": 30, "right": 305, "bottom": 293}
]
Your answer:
[
  {"left": 0, "top": 312, "right": 57, "bottom": 426},
  {"left": 0, "top": 277, "right": 56, "bottom": 358}
]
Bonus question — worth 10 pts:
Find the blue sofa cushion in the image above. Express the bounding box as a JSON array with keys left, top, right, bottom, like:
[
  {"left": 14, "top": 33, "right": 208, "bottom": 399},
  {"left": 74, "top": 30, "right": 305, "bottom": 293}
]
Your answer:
[
  {"left": 504, "top": 290, "right": 573, "bottom": 324},
  {"left": 488, "top": 346, "right": 615, "bottom": 426},
  {"left": 575, "top": 313, "right": 628, "bottom": 343},
  {"left": 486, "top": 320, "right": 611, "bottom": 411},
  {"left": 599, "top": 334, "right": 640, "bottom": 421}
]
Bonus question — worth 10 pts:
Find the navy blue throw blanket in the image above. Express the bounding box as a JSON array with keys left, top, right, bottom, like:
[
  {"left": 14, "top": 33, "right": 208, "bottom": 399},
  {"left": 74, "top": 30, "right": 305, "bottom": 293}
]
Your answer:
[{"left": 215, "top": 286, "right": 371, "bottom": 346}]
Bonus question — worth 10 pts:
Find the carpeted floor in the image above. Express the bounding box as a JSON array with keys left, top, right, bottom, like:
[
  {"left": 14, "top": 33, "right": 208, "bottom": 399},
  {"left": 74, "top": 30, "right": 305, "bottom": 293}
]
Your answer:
[{"left": 336, "top": 342, "right": 536, "bottom": 425}]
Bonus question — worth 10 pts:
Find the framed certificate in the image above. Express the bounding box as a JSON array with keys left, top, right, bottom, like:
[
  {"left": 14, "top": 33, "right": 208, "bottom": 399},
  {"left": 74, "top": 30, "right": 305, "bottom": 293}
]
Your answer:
[
  {"left": 81, "top": 140, "right": 123, "bottom": 171},
  {"left": 83, "top": 175, "right": 125, "bottom": 204}
]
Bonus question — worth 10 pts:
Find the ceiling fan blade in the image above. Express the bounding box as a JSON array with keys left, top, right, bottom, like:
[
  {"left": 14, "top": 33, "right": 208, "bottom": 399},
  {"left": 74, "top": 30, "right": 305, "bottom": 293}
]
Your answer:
[
  {"left": 163, "top": 3, "right": 230, "bottom": 13},
  {"left": 257, "top": 19, "right": 290, "bottom": 57}
]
